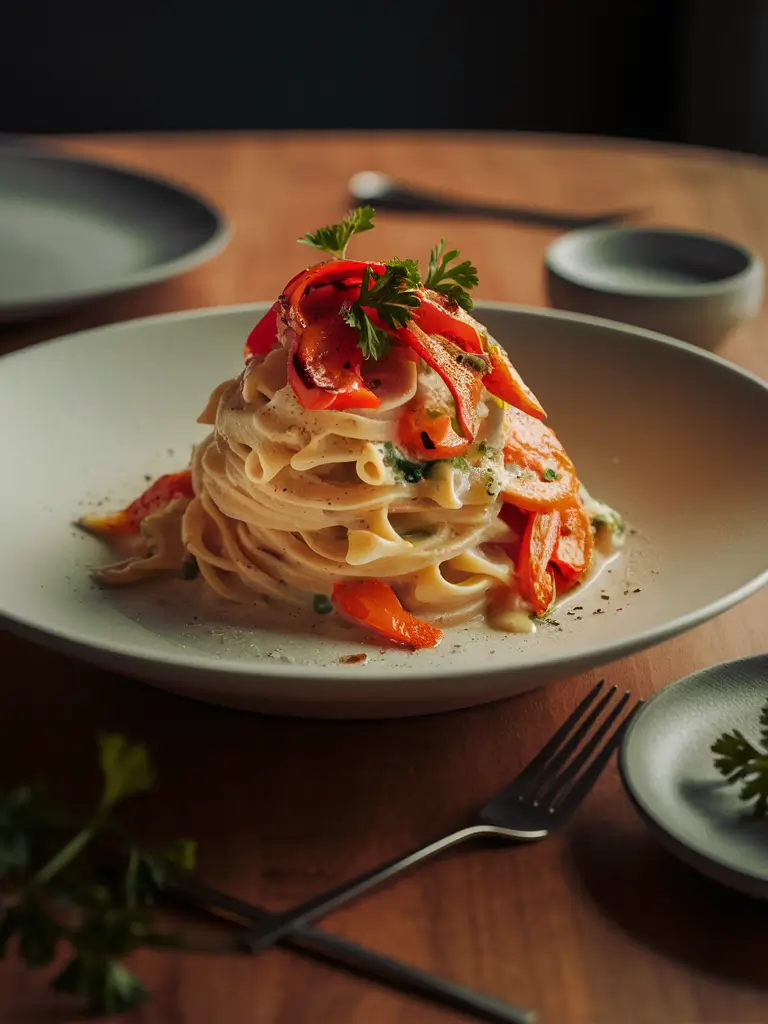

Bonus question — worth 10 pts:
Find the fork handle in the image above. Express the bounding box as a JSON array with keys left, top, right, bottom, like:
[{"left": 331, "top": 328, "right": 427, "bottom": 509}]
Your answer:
[{"left": 244, "top": 824, "right": 497, "bottom": 954}]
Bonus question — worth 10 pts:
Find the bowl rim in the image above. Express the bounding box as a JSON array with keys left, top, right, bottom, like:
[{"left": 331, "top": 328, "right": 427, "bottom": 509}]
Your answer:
[
  {"left": 1, "top": 299, "right": 767, "bottom": 684},
  {"left": 545, "top": 225, "right": 764, "bottom": 300}
]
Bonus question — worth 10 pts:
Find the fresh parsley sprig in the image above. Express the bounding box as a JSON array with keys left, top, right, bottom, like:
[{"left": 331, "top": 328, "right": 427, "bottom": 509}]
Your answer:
[
  {"left": 342, "top": 261, "right": 421, "bottom": 360},
  {"left": 425, "top": 238, "right": 478, "bottom": 311},
  {"left": 298, "top": 205, "right": 376, "bottom": 259},
  {"left": 711, "top": 699, "right": 768, "bottom": 818},
  {"left": 0, "top": 735, "right": 196, "bottom": 1016}
]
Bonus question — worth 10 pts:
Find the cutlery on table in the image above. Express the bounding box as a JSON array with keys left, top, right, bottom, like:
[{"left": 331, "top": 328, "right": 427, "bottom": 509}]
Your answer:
[
  {"left": 245, "top": 680, "right": 642, "bottom": 953},
  {"left": 348, "top": 171, "right": 642, "bottom": 230},
  {"left": 164, "top": 875, "right": 535, "bottom": 1024}
]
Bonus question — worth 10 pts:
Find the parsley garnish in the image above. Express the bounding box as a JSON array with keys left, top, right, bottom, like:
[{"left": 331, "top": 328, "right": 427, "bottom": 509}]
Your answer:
[
  {"left": 451, "top": 456, "right": 470, "bottom": 471},
  {"left": 342, "top": 263, "right": 421, "bottom": 360},
  {"left": 425, "top": 238, "right": 479, "bottom": 311},
  {"left": 298, "top": 205, "right": 376, "bottom": 259},
  {"left": 542, "top": 468, "right": 560, "bottom": 481},
  {"left": 0, "top": 736, "right": 196, "bottom": 1016},
  {"left": 711, "top": 699, "right": 768, "bottom": 818}
]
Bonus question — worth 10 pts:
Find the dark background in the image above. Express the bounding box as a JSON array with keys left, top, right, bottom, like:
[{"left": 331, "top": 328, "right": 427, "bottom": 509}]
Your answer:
[{"left": 2, "top": 0, "right": 767, "bottom": 155}]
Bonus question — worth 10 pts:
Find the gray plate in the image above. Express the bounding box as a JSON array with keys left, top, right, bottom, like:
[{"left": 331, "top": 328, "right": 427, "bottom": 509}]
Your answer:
[
  {"left": 619, "top": 654, "right": 768, "bottom": 900},
  {"left": 0, "top": 145, "right": 229, "bottom": 320}
]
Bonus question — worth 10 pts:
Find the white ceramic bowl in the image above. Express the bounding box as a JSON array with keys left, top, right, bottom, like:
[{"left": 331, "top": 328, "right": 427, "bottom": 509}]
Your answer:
[
  {"left": 1, "top": 303, "right": 767, "bottom": 718},
  {"left": 545, "top": 226, "right": 764, "bottom": 351}
]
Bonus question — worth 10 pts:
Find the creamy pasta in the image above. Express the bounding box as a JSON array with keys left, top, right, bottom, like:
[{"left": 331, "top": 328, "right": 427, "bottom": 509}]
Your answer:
[{"left": 80, "top": 215, "right": 622, "bottom": 648}]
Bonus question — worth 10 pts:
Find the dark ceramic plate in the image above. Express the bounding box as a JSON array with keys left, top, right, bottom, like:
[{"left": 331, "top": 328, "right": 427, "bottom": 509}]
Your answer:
[
  {"left": 0, "top": 145, "right": 229, "bottom": 319},
  {"left": 619, "top": 654, "right": 768, "bottom": 900}
]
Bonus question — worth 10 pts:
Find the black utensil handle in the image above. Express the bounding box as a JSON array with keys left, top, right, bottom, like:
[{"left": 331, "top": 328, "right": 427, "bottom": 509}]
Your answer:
[
  {"left": 166, "top": 877, "right": 535, "bottom": 1024},
  {"left": 245, "top": 825, "right": 492, "bottom": 953}
]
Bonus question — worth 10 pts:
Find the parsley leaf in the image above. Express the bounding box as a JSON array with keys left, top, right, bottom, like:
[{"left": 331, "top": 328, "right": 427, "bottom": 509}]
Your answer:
[
  {"left": 0, "top": 736, "right": 196, "bottom": 1017},
  {"left": 542, "top": 468, "right": 560, "bottom": 481},
  {"left": 298, "top": 206, "right": 376, "bottom": 259},
  {"left": 342, "top": 263, "right": 421, "bottom": 361},
  {"left": 711, "top": 700, "right": 768, "bottom": 818},
  {"left": 425, "top": 238, "right": 479, "bottom": 311}
]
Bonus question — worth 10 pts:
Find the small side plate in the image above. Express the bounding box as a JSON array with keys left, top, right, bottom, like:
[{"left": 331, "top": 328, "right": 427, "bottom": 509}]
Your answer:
[{"left": 619, "top": 654, "right": 768, "bottom": 900}]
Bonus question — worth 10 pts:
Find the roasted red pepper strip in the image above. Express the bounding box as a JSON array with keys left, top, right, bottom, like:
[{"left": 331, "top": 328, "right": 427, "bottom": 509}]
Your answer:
[
  {"left": 484, "top": 344, "right": 546, "bottom": 420},
  {"left": 412, "top": 289, "right": 487, "bottom": 354},
  {"left": 399, "top": 405, "right": 471, "bottom": 460},
  {"left": 517, "top": 510, "right": 561, "bottom": 614},
  {"left": 244, "top": 302, "right": 280, "bottom": 362},
  {"left": 287, "top": 315, "right": 380, "bottom": 411},
  {"left": 391, "top": 321, "right": 484, "bottom": 439},
  {"left": 332, "top": 580, "right": 443, "bottom": 649},
  {"left": 78, "top": 471, "right": 194, "bottom": 536},
  {"left": 287, "top": 260, "right": 385, "bottom": 329}
]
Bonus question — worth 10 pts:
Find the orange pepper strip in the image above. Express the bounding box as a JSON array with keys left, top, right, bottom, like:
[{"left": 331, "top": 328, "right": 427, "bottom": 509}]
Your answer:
[
  {"left": 484, "top": 344, "right": 546, "bottom": 420},
  {"left": 332, "top": 580, "right": 443, "bottom": 649},
  {"left": 501, "top": 406, "right": 579, "bottom": 513},
  {"left": 78, "top": 471, "right": 194, "bottom": 536},
  {"left": 517, "top": 510, "right": 561, "bottom": 614},
  {"left": 398, "top": 406, "right": 471, "bottom": 461},
  {"left": 552, "top": 498, "right": 594, "bottom": 582},
  {"left": 391, "top": 321, "right": 484, "bottom": 439}
]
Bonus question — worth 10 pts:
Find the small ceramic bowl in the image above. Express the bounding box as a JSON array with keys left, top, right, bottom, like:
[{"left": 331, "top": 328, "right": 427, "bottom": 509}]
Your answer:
[{"left": 545, "top": 226, "right": 764, "bottom": 350}]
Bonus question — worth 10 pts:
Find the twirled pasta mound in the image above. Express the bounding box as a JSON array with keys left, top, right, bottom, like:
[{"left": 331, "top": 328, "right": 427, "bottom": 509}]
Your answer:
[
  {"left": 183, "top": 345, "right": 514, "bottom": 628},
  {"left": 80, "top": 218, "right": 622, "bottom": 648}
]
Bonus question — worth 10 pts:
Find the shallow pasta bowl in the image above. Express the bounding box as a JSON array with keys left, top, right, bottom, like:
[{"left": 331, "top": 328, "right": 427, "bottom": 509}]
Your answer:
[{"left": 0, "top": 303, "right": 767, "bottom": 718}]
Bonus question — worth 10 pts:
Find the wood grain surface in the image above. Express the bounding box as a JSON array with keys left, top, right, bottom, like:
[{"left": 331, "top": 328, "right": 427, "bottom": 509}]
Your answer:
[{"left": 1, "top": 132, "right": 767, "bottom": 1024}]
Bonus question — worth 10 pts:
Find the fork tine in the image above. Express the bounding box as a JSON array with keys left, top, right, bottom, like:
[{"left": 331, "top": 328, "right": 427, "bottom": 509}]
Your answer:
[
  {"left": 510, "top": 679, "right": 605, "bottom": 790},
  {"left": 548, "top": 699, "right": 643, "bottom": 817},
  {"left": 538, "top": 690, "right": 631, "bottom": 808},
  {"left": 519, "top": 684, "right": 618, "bottom": 799}
]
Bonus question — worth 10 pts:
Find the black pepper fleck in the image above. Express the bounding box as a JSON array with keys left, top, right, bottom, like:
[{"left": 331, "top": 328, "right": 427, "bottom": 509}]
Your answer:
[
  {"left": 593, "top": 608, "right": 604, "bottom": 615},
  {"left": 633, "top": 587, "right": 641, "bottom": 593}
]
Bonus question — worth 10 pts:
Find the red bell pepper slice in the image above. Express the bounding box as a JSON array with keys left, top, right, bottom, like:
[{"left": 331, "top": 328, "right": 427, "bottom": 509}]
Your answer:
[
  {"left": 78, "top": 471, "right": 194, "bottom": 536},
  {"left": 286, "top": 260, "right": 385, "bottom": 329},
  {"left": 412, "top": 289, "right": 487, "bottom": 354},
  {"left": 484, "top": 344, "right": 546, "bottom": 420},
  {"left": 392, "top": 321, "right": 484, "bottom": 439},
  {"left": 286, "top": 315, "right": 380, "bottom": 411},
  {"left": 244, "top": 302, "right": 280, "bottom": 362},
  {"left": 332, "top": 580, "right": 443, "bottom": 649}
]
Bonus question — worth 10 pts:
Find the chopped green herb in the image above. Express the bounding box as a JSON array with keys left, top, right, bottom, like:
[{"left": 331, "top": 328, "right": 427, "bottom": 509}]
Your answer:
[
  {"left": 455, "top": 352, "right": 489, "bottom": 374},
  {"left": 485, "top": 469, "right": 501, "bottom": 497},
  {"left": 401, "top": 530, "right": 433, "bottom": 542},
  {"left": 382, "top": 442, "right": 430, "bottom": 484},
  {"left": 451, "top": 456, "right": 470, "bottom": 471},
  {"left": 542, "top": 468, "right": 560, "bottom": 482},
  {"left": 426, "top": 408, "right": 443, "bottom": 419},
  {"left": 298, "top": 206, "right": 376, "bottom": 259},
  {"left": 341, "top": 263, "right": 421, "bottom": 361},
  {"left": 425, "top": 239, "right": 479, "bottom": 311},
  {"left": 711, "top": 699, "right": 768, "bottom": 818},
  {"left": 591, "top": 509, "right": 625, "bottom": 534},
  {"left": 313, "top": 594, "right": 333, "bottom": 615}
]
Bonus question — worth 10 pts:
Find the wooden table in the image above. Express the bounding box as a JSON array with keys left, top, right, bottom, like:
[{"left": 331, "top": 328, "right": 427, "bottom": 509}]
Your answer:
[{"left": 2, "top": 133, "right": 767, "bottom": 1024}]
